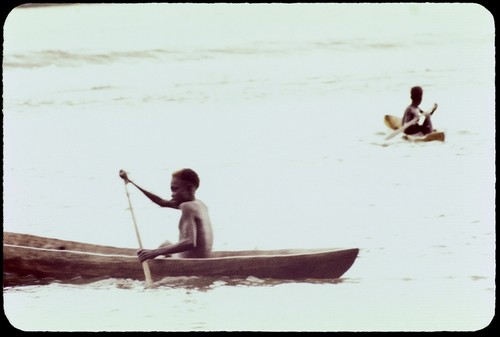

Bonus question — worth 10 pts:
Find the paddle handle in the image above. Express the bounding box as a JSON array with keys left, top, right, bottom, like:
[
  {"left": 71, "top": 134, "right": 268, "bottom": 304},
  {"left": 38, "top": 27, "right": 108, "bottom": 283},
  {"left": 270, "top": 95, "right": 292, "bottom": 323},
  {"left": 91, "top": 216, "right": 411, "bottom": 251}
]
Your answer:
[
  {"left": 385, "top": 103, "right": 438, "bottom": 140},
  {"left": 123, "top": 179, "right": 154, "bottom": 288}
]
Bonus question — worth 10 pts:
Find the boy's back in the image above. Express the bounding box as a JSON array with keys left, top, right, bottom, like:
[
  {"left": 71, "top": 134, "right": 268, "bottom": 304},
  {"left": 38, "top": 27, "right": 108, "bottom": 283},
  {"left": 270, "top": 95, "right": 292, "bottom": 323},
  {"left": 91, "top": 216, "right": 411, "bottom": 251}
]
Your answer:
[{"left": 177, "top": 200, "right": 213, "bottom": 258}]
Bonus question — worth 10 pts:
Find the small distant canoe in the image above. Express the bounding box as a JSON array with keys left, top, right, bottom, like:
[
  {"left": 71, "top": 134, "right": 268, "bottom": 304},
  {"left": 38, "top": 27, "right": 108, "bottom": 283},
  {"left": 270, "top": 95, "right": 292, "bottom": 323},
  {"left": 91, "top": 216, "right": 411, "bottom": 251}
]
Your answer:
[
  {"left": 384, "top": 115, "right": 445, "bottom": 142},
  {"left": 3, "top": 232, "right": 359, "bottom": 285}
]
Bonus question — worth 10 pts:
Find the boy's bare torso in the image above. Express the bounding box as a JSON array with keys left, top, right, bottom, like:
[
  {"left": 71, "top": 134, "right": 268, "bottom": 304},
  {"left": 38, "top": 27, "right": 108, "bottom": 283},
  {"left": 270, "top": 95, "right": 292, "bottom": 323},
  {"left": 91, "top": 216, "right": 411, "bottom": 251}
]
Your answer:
[{"left": 177, "top": 200, "right": 213, "bottom": 258}]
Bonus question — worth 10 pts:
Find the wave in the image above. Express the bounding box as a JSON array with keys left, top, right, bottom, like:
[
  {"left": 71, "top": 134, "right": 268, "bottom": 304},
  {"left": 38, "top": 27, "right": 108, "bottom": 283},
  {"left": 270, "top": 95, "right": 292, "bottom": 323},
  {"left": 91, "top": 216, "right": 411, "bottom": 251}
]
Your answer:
[
  {"left": 3, "top": 49, "right": 176, "bottom": 69},
  {"left": 3, "top": 38, "right": 407, "bottom": 70},
  {"left": 4, "top": 274, "right": 349, "bottom": 290}
]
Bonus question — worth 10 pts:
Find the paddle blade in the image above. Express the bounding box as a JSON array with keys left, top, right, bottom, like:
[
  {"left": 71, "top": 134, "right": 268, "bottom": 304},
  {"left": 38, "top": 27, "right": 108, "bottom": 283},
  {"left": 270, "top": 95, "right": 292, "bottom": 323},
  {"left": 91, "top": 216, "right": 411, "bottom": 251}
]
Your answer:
[{"left": 142, "top": 261, "right": 154, "bottom": 289}]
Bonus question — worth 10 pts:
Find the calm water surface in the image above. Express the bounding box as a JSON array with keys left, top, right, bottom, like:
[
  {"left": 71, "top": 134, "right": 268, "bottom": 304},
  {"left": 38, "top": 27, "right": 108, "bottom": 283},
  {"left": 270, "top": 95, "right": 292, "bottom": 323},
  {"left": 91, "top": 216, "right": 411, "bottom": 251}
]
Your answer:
[{"left": 3, "top": 3, "right": 495, "bottom": 331}]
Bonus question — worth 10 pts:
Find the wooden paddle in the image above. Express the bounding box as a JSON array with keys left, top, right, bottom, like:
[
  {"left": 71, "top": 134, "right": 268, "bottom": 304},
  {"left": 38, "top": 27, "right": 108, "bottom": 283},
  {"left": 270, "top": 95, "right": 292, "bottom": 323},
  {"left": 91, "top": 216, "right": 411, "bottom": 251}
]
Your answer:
[
  {"left": 385, "top": 103, "right": 438, "bottom": 140},
  {"left": 119, "top": 170, "right": 154, "bottom": 288}
]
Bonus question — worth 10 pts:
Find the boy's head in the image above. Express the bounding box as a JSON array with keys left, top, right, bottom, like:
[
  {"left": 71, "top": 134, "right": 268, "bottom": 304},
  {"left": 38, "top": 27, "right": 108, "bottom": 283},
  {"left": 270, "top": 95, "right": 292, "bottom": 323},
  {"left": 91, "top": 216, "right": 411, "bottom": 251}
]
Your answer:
[
  {"left": 172, "top": 168, "right": 200, "bottom": 189},
  {"left": 170, "top": 169, "right": 200, "bottom": 203},
  {"left": 410, "top": 86, "right": 423, "bottom": 103}
]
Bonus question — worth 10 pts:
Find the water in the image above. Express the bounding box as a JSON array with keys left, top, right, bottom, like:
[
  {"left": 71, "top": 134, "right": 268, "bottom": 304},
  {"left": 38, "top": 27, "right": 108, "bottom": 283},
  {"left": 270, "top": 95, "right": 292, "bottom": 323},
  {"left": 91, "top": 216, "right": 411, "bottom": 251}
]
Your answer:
[{"left": 2, "top": 3, "right": 495, "bottom": 331}]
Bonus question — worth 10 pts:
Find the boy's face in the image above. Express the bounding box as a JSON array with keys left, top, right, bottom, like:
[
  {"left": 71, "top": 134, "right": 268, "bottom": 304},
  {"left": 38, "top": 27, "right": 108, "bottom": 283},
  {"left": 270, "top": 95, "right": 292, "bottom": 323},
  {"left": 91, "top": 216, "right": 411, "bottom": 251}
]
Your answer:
[
  {"left": 170, "top": 176, "right": 195, "bottom": 203},
  {"left": 411, "top": 89, "right": 423, "bottom": 105},
  {"left": 411, "top": 94, "right": 422, "bottom": 106}
]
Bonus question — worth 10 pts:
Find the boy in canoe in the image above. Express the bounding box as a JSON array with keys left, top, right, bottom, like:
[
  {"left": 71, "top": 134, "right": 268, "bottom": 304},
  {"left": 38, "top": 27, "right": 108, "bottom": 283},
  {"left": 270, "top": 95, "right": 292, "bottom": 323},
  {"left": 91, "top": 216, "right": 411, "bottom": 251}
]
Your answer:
[
  {"left": 402, "top": 86, "right": 437, "bottom": 136},
  {"left": 119, "top": 168, "right": 213, "bottom": 260}
]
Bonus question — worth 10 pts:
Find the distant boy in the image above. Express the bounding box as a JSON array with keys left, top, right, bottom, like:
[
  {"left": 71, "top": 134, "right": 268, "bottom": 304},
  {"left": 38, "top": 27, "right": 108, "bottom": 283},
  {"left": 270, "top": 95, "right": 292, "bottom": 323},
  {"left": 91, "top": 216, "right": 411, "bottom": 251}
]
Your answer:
[
  {"left": 402, "top": 86, "right": 437, "bottom": 135},
  {"left": 119, "top": 168, "right": 213, "bottom": 260}
]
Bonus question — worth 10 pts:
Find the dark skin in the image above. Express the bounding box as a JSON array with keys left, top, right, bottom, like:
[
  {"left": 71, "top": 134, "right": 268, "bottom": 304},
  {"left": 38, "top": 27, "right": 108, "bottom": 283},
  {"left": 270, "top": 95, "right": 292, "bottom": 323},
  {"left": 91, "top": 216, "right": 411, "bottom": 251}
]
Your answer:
[
  {"left": 120, "top": 170, "right": 179, "bottom": 209},
  {"left": 402, "top": 88, "right": 437, "bottom": 135},
  {"left": 119, "top": 170, "right": 213, "bottom": 261}
]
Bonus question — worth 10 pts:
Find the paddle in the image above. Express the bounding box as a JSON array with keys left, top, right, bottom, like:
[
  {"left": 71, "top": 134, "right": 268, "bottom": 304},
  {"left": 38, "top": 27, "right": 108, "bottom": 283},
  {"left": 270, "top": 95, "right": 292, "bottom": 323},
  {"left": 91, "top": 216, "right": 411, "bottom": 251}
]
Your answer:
[
  {"left": 385, "top": 103, "right": 438, "bottom": 140},
  {"left": 119, "top": 169, "right": 154, "bottom": 289}
]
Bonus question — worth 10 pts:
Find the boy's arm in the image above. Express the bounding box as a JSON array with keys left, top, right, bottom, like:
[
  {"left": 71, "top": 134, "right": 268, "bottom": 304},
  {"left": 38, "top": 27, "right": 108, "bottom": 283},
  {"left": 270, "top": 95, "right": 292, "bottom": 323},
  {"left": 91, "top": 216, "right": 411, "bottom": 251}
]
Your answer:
[
  {"left": 119, "top": 170, "right": 179, "bottom": 209},
  {"left": 419, "top": 103, "right": 438, "bottom": 115},
  {"left": 139, "top": 238, "right": 195, "bottom": 261},
  {"left": 417, "top": 103, "right": 438, "bottom": 125},
  {"left": 137, "top": 207, "right": 197, "bottom": 261},
  {"left": 402, "top": 107, "right": 417, "bottom": 124},
  {"left": 130, "top": 181, "right": 179, "bottom": 208}
]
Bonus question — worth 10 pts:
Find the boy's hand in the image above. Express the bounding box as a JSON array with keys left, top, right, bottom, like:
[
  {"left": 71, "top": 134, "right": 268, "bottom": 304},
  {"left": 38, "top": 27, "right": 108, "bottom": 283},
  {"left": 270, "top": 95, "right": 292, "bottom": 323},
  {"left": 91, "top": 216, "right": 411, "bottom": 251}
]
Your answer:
[
  {"left": 137, "top": 249, "right": 155, "bottom": 263},
  {"left": 119, "top": 169, "right": 129, "bottom": 183}
]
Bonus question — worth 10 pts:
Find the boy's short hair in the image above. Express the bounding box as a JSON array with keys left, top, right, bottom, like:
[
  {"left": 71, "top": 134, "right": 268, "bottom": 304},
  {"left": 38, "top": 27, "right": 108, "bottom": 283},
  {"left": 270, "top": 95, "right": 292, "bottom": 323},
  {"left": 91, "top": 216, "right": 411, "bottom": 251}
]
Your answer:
[
  {"left": 172, "top": 168, "right": 200, "bottom": 189},
  {"left": 410, "top": 86, "right": 423, "bottom": 99}
]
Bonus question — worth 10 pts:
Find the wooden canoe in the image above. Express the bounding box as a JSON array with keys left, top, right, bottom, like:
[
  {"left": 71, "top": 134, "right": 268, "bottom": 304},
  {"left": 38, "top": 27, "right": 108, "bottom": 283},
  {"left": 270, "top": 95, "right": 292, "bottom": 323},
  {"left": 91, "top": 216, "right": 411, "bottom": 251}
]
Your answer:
[
  {"left": 3, "top": 232, "right": 359, "bottom": 285},
  {"left": 384, "top": 115, "right": 445, "bottom": 142}
]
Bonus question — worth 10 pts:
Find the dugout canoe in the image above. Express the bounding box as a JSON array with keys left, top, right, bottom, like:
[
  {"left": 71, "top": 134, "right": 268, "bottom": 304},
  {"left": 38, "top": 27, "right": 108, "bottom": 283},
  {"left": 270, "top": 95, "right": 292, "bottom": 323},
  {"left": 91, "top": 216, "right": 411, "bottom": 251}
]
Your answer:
[
  {"left": 384, "top": 114, "right": 445, "bottom": 142},
  {"left": 3, "top": 232, "right": 359, "bottom": 284}
]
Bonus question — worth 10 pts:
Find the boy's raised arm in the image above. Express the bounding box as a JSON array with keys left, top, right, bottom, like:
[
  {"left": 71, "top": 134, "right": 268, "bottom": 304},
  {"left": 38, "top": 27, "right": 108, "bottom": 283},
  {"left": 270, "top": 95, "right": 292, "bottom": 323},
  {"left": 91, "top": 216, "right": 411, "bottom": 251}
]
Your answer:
[{"left": 119, "top": 170, "right": 179, "bottom": 209}]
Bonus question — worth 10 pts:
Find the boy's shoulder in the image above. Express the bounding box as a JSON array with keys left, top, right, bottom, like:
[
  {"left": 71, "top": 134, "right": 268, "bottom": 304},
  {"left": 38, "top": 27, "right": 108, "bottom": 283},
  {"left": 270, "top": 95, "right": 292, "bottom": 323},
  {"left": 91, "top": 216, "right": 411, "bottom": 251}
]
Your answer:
[
  {"left": 404, "top": 105, "right": 419, "bottom": 115},
  {"left": 179, "top": 200, "right": 207, "bottom": 213}
]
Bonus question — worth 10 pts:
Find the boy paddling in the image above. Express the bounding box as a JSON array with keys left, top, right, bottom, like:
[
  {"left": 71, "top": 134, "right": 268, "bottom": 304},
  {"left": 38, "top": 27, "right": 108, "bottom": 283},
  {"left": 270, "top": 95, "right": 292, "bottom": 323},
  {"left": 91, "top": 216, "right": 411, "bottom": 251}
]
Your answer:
[
  {"left": 402, "top": 86, "right": 438, "bottom": 136},
  {"left": 119, "top": 169, "right": 213, "bottom": 260}
]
